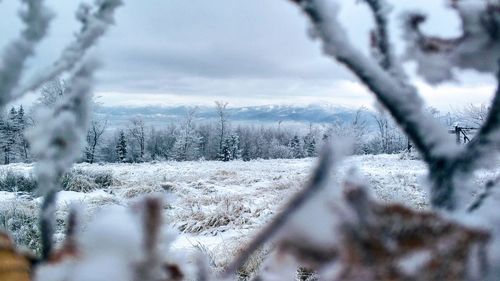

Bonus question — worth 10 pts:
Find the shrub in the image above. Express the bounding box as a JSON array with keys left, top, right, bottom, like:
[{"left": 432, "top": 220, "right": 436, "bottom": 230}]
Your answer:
[
  {"left": 0, "top": 170, "right": 38, "bottom": 193},
  {"left": 178, "top": 197, "right": 251, "bottom": 234},
  {"left": 0, "top": 200, "right": 41, "bottom": 253},
  {"left": 61, "top": 168, "right": 114, "bottom": 192}
]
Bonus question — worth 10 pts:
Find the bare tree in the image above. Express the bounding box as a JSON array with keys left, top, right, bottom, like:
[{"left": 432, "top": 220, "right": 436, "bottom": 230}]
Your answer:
[
  {"left": 128, "top": 117, "right": 146, "bottom": 161},
  {"left": 37, "top": 79, "right": 66, "bottom": 108},
  {"left": 85, "top": 119, "right": 108, "bottom": 164},
  {"left": 456, "top": 103, "right": 490, "bottom": 127},
  {"left": 215, "top": 101, "right": 229, "bottom": 159},
  {"left": 172, "top": 107, "right": 200, "bottom": 161}
]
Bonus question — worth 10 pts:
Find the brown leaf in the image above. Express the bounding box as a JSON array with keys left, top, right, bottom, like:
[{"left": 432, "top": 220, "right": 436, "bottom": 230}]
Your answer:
[{"left": 0, "top": 232, "right": 32, "bottom": 281}]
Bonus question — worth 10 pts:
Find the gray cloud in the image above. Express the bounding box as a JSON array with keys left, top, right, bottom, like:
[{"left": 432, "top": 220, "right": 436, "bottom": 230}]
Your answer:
[{"left": 0, "top": 0, "right": 495, "bottom": 109}]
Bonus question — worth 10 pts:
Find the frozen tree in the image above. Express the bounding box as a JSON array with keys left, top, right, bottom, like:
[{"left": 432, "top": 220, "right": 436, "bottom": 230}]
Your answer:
[
  {"left": 304, "top": 134, "right": 317, "bottom": 157},
  {"left": 115, "top": 130, "right": 127, "bottom": 163},
  {"left": 36, "top": 79, "right": 66, "bottom": 109},
  {"left": 228, "top": 133, "right": 241, "bottom": 160},
  {"left": 269, "top": 138, "right": 293, "bottom": 159},
  {"left": 127, "top": 117, "right": 146, "bottom": 161},
  {"left": 219, "top": 138, "right": 232, "bottom": 162},
  {"left": 0, "top": 108, "right": 18, "bottom": 164},
  {"left": 372, "top": 111, "right": 406, "bottom": 153},
  {"left": 84, "top": 119, "right": 107, "bottom": 164},
  {"left": 456, "top": 103, "right": 490, "bottom": 127},
  {"left": 215, "top": 101, "right": 229, "bottom": 160},
  {"left": 172, "top": 107, "right": 201, "bottom": 161},
  {"left": 289, "top": 135, "right": 303, "bottom": 158},
  {"left": 16, "top": 105, "right": 29, "bottom": 161},
  {"left": 323, "top": 107, "right": 369, "bottom": 154},
  {"left": 146, "top": 126, "right": 176, "bottom": 161}
]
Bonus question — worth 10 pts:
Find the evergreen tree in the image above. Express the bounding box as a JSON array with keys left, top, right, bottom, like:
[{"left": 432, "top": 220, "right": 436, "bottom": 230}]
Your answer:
[
  {"left": 229, "top": 133, "right": 241, "bottom": 160},
  {"left": 16, "top": 105, "right": 29, "bottom": 161},
  {"left": 115, "top": 130, "right": 127, "bottom": 162},
  {"left": 219, "top": 138, "right": 231, "bottom": 161},
  {"left": 289, "top": 135, "right": 302, "bottom": 158},
  {"left": 1, "top": 108, "right": 19, "bottom": 164},
  {"left": 304, "top": 134, "right": 317, "bottom": 157}
]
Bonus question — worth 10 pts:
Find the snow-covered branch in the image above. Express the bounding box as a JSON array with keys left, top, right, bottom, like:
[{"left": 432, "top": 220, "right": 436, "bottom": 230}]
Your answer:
[
  {"left": 10, "top": 0, "right": 122, "bottom": 101},
  {"left": 27, "top": 60, "right": 98, "bottom": 260},
  {"left": 290, "top": 0, "right": 462, "bottom": 209},
  {"left": 402, "top": 1, "right": 500, "bottom": 84},
  {"left": 292, "top": 0, "right": 454, "bottom": 162},
  {"left": 223, "top": 144, "right": 336, "bottom": 277},
  {"left": 364, "top": 0, "right": 411, "bottom": 87},
  {"left": 364, "top": 0, "right": 393, "bottom": 70},
  {"left": 0, "top": 0, "right": 53, "bottom": 107}
]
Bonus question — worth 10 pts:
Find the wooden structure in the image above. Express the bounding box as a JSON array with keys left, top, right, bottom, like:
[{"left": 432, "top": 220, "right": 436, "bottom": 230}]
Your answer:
[{"left": 448, "top": 125, "right": 477, "bottom": 144}]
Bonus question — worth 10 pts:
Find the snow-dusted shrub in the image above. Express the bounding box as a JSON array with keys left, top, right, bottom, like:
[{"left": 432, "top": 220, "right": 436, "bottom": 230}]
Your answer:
[
  {"left": 398, "top": 150, "right": 421, "bottom": 160},
  {"left": 0, "top": 170, "right": 38, "bottom": 193},
  {"left": 0, "top": 200, "right": 41, "bottom": 253},
  {"left": 61, "top": 171, "right": 97, "bottom": 193},
  {"left": 120, "top": 185, "right": 164, "bottom": 199},
  {"left": 92, "top": 170, "right": 114, "bottom": 188},
  {"left": 229, "top": 243, "right": 270, "bottom": 279},
  {"left": 61, "top": 169, "right": 114, "bottom": 192},
  {"left": 178, "top": 197, "right": 251, "bottom": 234},
  {"left": 268, "top": 139, "right": 293, "bottom": 159}
]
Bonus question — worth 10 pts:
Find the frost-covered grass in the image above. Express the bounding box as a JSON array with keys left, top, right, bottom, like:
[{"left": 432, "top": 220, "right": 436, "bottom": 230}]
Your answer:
[{"left": 0, "top": 154, "right": 498, "bottom": 270}]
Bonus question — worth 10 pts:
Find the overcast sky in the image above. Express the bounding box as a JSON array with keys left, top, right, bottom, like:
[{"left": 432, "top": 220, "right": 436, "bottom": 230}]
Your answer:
[{"left": 0, "top": 0, "right": 496, "bottom": 111}]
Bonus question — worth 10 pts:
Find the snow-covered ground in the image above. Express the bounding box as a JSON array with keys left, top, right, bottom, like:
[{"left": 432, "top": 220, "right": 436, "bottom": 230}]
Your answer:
[{"left": 0, "top": 154, "right": 497, "bottom": 269}]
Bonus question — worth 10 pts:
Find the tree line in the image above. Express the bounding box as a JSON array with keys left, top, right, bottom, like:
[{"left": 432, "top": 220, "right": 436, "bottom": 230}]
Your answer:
[{"left": 0, "top": 79, "right": 480, "bottom": 165}]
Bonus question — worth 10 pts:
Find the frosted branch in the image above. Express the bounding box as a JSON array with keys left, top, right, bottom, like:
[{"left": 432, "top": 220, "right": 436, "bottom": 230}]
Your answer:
[
  {"left": 292, "top": 0, "right": 454, "bottom": 163},
  {"left": 364, "top": 0, "right": 411, "bottom": 86},
  {"left": 364, "top": 0, "right": 393, "bottom": 70},
  {"left": 134, "top": 197, "right": 163, "bottom": 281},
  {"left": 290, "top": 0, "right": 460, "bottom": 209},
  {"left": 401, "top": 1, "right": 500, "bottom": 84},
  {"left": 0, "top": 0, "right": 53, "bottom": 107},
  {"left": 27, "top": 60, "right": 98, "bottom": 260},
  {"left": 467, "top": 176, "right": 499, "bottom": 212},
  {"left": 222, "top": 144, "right": 336, "bottom": 277},
  {"left": 11, "top": 0, "right": 122, "bottom": 100}
]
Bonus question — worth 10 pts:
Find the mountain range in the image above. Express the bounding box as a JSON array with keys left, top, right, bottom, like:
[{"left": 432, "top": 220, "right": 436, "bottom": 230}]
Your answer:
[{"left": 95, "top": 104, "right": 373, "bottom": 128}]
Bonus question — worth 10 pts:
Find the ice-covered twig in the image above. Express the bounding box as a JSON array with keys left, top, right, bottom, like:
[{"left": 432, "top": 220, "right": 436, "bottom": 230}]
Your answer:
[
  {"left": 290, "top": 0, "right": 459, "bottom": 210},
  {"left": 467, "top": 176, "right": 499, "bottom": 212},
  {"left": 27, "top": 60, "right": 98, "bottom": 260},
  {"left": 364, "top": 0, "right": 411, "bottom": 87},
  {"left": 11, "top": 0, "right": 122, "bottom": 100},
  {"left": 222, "top": 144, "right": 335, "bottom": 278},
  {"left": 134, "top": 197, "right": 163, "bottom": 281},
  {"left": 39, "top": 189, "right": 56, "bottom": 260},
  {"left": 0, "top": 0, "right": 53, "bottom": 107},
  {"left": 291, "top": 0, "right": 453, "bottom": 163},
  {"left": 401, "top": 1, "right": 500, "bottom": 84},
  {"left": 364, "top": 0, "right": 393, "bottom": 70}
]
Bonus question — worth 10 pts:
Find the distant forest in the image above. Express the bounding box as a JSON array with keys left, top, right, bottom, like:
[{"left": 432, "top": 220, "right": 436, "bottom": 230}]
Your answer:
[{"left": 0, "top": 79, "right": 483, "bottom": 164}]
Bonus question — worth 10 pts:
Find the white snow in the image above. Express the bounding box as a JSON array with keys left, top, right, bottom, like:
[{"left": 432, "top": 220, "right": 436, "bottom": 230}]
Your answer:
[{"left": 1, "top": 154, "right": 498, "bottom": 270}]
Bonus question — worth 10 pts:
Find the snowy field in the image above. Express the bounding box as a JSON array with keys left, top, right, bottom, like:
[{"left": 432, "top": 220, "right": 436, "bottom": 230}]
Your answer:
[{"left": 0, "top": 154, "right": 497, "bottom": 271}]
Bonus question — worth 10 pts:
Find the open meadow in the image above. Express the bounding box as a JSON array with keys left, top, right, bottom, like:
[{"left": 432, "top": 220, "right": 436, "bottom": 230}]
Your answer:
[{"left": 0, "top": 154, "right": 497, "bottom": 274}]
